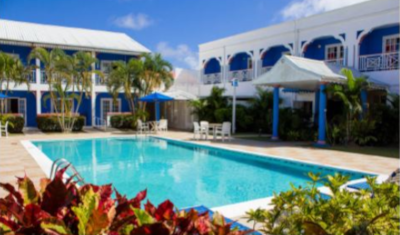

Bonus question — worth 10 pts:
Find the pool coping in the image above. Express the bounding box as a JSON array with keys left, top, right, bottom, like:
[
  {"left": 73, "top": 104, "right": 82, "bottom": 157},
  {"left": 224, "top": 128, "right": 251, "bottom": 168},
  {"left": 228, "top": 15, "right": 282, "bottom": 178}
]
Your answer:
[{"left": 20, "top": 135, "right": 388, "bottom": 219}]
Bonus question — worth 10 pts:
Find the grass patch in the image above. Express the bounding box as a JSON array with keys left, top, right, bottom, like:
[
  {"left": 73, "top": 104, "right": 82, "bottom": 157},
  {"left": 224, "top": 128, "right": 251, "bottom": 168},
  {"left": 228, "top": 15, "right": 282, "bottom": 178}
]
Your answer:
[{"left": 327, "top": 146, "right": 399, "bottom": 159}]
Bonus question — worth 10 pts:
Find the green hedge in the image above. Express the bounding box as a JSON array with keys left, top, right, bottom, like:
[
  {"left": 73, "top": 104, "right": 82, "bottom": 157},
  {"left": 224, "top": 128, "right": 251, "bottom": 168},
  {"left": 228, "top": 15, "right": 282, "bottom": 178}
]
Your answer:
[
  {"left": 37, "top": 115, "right": 85, "bottom": 132},
  {"left": 110, "top": 114, "right": 136, "bottom": 129},
  {"left": 0, "top": 115, "right": 25, "bottom": 133}
]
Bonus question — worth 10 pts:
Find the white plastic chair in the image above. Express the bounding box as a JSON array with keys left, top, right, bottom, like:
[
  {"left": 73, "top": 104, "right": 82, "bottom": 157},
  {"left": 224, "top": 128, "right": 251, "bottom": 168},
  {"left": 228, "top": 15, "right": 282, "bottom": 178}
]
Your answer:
[
  {"left": 0, "top": 121, "right": 9, "bottom": 138},
  {"left": 158, "top": 119, "right": 168, "bottom": 132},
  {"left": 200, "top": 121, "right": 210, "bottom": 140},
  {"left": 193, "top": 122, "right": 202, "bottom": 140},
  {"left": 137, "top": 119, "right": 150, "bottom": 134},
  {"left": 214, "top": 122, "right": 231, "bottom": 142}
]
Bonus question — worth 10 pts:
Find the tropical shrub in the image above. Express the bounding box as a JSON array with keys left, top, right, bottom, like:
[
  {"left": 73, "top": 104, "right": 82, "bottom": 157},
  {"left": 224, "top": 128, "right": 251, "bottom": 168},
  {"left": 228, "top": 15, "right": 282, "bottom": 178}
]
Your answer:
[
  {"left": 0, "top": 167, "right": 250, "bottom": 235},
  {"left": 327, "top": 68, "right": 369, "bottom": 144},
  {"left": 110, "top": 111, "right": 149, "bottom": 130},
  {"left": 110, "top": 113, "right": 135, "bottom": 129},
  {"left": 369, "top": 94, "right": 399, "bottom": 146},
  {"left": 351, "top": 119, "right": 377, "bottom": 146},
  {"left": 0, "top": 114, "right": 24, "bottom": 133},
  {"left": 37, "top": 114, "right": 85, "bottom": 132},
  {"left": 246, "top": 173, "right": 400, "bottom": 235},
  {"left": 248, "top": 87, "right": 274, "bottom": 133},
  {"left": 278, "top": 108, "right": 315, "bottom": 141}
]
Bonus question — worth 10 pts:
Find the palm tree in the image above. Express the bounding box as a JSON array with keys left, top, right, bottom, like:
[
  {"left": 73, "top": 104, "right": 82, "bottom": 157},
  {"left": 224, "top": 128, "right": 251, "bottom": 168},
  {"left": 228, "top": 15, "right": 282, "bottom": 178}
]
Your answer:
[
  {"left": 106, "top": 53, "right": 174, "bottom": 113},
  {"left": 106, "top": 60, "right": 142, "bottom": 114},
  {"left": 0, "top": 53, "right": 32, "bottom": 113},
  {"left": 140, "top": 53, "right": 174, "bottom": 95},
  {"left": 327, "top": 68, "right": 369, "bottom": 144},
  {"left": 29, "top": 48, "right": 100, "bottom": 132}
]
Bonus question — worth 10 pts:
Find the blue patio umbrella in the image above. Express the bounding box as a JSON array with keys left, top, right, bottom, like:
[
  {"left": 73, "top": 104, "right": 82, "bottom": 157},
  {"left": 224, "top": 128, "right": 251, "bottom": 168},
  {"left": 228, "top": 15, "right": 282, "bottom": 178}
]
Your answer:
[
  {"left": 0, "top": 93, "right": 8, "bottom": 99},
  {"left": 139, "top": 92, "right": 174, "bottom": 121}
]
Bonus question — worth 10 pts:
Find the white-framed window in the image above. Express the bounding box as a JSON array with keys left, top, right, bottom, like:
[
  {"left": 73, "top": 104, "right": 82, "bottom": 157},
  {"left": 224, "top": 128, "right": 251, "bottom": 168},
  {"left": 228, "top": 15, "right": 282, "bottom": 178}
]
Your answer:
[
  {"left": 51, "top": 98, "right": 74, "bottom": 113},
  {"left": 3, "top": 98, "right": 27, "bottom": 126},
  {"left": 100, "top": 98, "right": 121, "bottom": 122},
  {"left": 325, "top": 44, "right": 344, "bottom": 61},
  {"left": 383, "top": 35, "right": 400, "bottom": 53}
]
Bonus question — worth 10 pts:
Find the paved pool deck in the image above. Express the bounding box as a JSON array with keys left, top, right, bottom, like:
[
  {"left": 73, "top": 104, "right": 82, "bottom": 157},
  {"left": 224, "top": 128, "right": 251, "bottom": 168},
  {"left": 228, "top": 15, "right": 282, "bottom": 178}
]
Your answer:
[{"left": 0, "top": 129, "right": 398, "bottom": 226}]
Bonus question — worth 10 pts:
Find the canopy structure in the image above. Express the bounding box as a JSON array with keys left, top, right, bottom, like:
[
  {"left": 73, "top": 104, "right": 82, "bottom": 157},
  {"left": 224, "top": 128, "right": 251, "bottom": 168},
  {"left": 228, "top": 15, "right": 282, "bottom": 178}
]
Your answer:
[
  {"left": 139, "top": 92, "right": 174, "bottom": 121},
  {"left": 252, "top": 55, "right": 381, "bottom": 147},
  {"left": 253, "top": 55, "right": 347, "bottom": 90}
]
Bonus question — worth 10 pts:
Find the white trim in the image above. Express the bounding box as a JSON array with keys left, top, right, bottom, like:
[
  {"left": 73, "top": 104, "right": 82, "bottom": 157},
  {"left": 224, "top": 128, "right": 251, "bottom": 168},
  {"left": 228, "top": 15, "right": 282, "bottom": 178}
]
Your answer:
[{"left": 382, "top": 34, "right": 400, "bottom": 53}]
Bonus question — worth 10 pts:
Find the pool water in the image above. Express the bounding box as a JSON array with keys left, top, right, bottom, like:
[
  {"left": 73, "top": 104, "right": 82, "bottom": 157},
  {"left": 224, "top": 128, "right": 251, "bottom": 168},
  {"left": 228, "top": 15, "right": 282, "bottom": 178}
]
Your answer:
[{"left": 32, "top": 137, "right": 371, "bottom": 208}]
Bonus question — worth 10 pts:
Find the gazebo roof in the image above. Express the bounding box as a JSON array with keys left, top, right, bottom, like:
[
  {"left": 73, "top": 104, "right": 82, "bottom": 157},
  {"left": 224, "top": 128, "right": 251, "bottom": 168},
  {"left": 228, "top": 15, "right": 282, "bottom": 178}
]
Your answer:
[{"left": 253, "top": 55, "right": 347, "bottom": 90}]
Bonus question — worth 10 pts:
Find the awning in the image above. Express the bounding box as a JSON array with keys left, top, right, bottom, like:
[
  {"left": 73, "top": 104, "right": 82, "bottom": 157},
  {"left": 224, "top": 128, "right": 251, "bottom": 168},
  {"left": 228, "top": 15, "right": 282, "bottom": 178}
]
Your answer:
[{"left": 253, "top": 55, "right": 346, "bottom": 90}]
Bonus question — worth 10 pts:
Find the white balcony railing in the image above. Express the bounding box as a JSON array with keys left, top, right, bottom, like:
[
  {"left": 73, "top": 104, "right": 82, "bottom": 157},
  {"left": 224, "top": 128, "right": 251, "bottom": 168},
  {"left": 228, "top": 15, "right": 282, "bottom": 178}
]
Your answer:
[
  {"left": 325, "top": 58, "right": 344, "bottom": 66},
  {"left": 202, "top": 73, "right": 222, "bottom": 85},
  {"left": 359, "top": 52, "right": 399, "bottom": 72},
  {"left": 228, "top": 69, "right": 253, "bottom": 82}
]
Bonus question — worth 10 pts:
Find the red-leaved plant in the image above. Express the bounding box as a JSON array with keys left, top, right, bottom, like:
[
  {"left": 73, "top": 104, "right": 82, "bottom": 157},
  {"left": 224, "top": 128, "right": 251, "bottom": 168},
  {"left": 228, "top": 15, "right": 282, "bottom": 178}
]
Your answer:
[{"left": 0, "top": 166, "right": 251, "bottom": 235}]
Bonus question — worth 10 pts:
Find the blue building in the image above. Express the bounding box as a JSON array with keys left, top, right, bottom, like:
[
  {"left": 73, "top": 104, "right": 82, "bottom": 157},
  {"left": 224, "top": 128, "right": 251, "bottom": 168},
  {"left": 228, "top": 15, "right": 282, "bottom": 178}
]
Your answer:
[{"left": 0, "top": 19, "right": 150, "bottom": 128}]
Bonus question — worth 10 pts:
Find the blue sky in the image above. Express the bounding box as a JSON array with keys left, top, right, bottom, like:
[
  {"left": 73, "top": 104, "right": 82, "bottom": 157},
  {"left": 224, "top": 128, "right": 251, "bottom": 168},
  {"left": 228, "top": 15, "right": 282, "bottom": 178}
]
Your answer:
[{"left": 1, "top": 0, "right": 370, "bottom": 69}]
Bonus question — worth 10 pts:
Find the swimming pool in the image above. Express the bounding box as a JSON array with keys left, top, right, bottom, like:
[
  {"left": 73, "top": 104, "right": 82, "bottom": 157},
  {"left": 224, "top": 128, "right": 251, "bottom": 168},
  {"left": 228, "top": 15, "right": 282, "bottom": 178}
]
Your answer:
[{"left": 31, "top": 136, "right": 372, "bottom": 208}]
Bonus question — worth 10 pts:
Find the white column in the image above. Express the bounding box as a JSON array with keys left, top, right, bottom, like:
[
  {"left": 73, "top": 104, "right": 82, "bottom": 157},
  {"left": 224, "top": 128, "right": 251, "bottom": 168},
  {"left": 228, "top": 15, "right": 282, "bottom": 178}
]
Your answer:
[
  {"left": 253, "top": 51, "right": 258, "bottom": 78},
  {"left": 91, "top": 51, "right": 96, "bottom": 127},
  {"left": 36, "top": 90, "right": 41, "bottom": 114},
  {"left": 346, "top": 31, "right": 357, "bottom": 68},
  {"left": 35, "top": 58, "right": 40, "bottom": 85}
]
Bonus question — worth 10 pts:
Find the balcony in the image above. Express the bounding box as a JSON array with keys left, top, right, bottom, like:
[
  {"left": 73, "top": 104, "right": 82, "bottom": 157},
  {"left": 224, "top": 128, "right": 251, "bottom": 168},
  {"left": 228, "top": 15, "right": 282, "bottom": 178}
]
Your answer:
[
  {"left": 228, "top": 69, "right": 253, "bottom": 82},
  {"left": 26, "top": 70, "right": 36, "bottom": 83},
  {"left": 359, "top": 52, "right": 399, "bottom": 72},
  {"left": 202, "top": 73, "right": 221, "bottom": 85}
]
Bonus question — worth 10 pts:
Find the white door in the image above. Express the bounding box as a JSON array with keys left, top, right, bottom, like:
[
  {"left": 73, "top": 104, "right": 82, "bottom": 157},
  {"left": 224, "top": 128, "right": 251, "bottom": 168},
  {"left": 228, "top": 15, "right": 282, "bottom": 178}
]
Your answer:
[
  {"left": 18, "top": 98, "right": 27, "bottom": 126},
  {"left": 101, "top": 99, "right": 120, "bottom": 125}
]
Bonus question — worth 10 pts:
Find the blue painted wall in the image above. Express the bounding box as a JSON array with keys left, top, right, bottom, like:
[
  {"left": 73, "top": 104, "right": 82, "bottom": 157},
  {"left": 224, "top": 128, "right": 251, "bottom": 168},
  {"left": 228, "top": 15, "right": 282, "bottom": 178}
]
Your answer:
[
  {"left": 204, "top": 58, "right": 221, "bottom": 74},
  {"left": 5, "top": 90, "right": 37, "bottom": 127},
  {"left": 41, "top": 92, "right": 92, "bottom": 126},
  {"left": 96, "top": 52, "right": 137, "bottom": 70},
  {"left": 229, "top": 52, "right": 251, "bottom": 71},
  {"left": 262, "top": 46, "right": 290, "bottom": 67},
  {"left": 360, "top": 25, "right": 399, "bottom": 55},
  {"left": 95, "top": 93, "right": 130, "bottom": 119},
  {"left": 304, "top": 37, "right": 342, "bottom": 60},
  {"left": 0, "top": 44, "right": 35, "bottom": 65}
]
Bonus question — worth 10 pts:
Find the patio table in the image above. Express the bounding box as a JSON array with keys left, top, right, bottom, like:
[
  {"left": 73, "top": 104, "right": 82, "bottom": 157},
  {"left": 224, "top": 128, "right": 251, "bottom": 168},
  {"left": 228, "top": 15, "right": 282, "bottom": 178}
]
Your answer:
[
  {"left": 147, "top": 121, "right": 159, "bottom": 133},
  {"left": 208, "top": 123, "right": 222, "bottom": 140}
]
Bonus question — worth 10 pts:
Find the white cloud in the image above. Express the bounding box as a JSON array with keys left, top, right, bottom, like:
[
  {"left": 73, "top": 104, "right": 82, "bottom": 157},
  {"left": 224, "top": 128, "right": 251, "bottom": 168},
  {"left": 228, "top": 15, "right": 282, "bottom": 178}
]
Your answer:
[
  {"left": 113, "top": 13, "right": 153, "bottom": 30},
  {"left": 156, "top": 42, "right": 199, "bottom": 70},
  {"left": 281, "top": 0, "right": 371, "bottom": 20}
]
